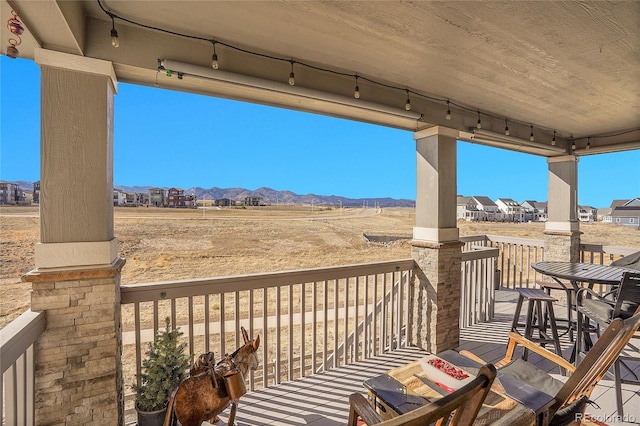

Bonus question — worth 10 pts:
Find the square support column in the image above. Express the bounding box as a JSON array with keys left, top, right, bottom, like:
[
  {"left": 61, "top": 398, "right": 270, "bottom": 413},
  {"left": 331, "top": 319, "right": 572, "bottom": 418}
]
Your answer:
[
  {"left": 545, "top": 155, "right": 581, "bottom": 261},
  {"left": 29, "top": 49, "right": 124, "bottom": 425},
  {"left": 410, "top": 127, "right": 462, "bottom": 353}
]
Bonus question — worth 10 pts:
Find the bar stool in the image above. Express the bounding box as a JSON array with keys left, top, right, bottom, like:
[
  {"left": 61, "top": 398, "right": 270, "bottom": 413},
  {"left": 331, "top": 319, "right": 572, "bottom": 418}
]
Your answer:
[
  {"left": 511, "top": 288, "right": 565, "bottom": 373},
  {"left": 537, "top": 280, "right": 575, "bottom": 341}
]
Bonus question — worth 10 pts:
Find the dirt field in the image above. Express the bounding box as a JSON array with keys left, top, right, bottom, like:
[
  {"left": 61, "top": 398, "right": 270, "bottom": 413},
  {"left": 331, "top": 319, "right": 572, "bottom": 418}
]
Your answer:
[{"left": 1, "top": 205, "right": 638, "bottom": 328}]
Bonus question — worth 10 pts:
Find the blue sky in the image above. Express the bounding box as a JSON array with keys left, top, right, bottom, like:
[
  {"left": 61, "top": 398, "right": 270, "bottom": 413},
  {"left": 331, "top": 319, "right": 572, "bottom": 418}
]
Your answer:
[{"left": 1, "top": 56, "right": 638, "bottom": 207}]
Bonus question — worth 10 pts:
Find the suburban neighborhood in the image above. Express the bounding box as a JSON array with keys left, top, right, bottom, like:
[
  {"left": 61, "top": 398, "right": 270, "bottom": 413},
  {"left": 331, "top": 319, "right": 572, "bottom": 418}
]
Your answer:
[{"left": 1, "top": 180, "right": 638, "bottom": 227}]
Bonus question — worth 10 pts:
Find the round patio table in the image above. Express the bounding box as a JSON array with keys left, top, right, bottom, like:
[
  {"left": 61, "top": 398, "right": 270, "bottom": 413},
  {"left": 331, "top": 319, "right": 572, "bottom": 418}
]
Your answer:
[
  {"left": 532, "top": 261, "right": 635, "bottom": 288},
  {"left": 532, "top": 261, "right": 636, "bottom": 363}
]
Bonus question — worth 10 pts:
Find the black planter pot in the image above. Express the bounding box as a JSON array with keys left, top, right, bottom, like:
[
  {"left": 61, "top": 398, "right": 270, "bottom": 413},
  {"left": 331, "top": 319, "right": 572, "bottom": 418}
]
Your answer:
[{"left": 135, "top": 405, "right": 167, "bottom": 426}]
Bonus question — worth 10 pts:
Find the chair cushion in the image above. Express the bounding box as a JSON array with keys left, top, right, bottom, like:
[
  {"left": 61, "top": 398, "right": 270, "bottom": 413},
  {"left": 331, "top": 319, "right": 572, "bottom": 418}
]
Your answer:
[
  {"left": 499, "top": 358, "right": 564, "bottom": 397},
  {"left": 581, "top": 298, "right": 638, "bottom": 323}
]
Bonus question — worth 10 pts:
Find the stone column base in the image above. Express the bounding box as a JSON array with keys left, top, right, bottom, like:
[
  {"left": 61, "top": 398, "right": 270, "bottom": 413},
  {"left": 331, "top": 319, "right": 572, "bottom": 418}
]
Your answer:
[
  {"left": 22, "top": 258, "right": 126, "bottom": 425},
  {"left": 410, "top": 240, "right": 463, "bottom": 353},
  {"left": 543, "top": 230, "right": 582, "bottom": 262}
]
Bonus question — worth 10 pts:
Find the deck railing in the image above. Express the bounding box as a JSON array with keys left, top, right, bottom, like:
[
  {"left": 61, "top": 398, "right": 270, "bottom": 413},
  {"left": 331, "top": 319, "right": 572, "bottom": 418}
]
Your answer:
[
  {"left": 460, "top": 246, "right": 498, "bottom": 327},
  {"left": 119, "top": 259, "right": 416, "bottom": 418},
  {"left": 1, "top": 310, "right": 46, "bottom": 426},
  {"left": 4, "top": 234, "right": 631, "bottom": 423},
  {"left": 462, "top": 235, "right": 636, "bottom": 289}
]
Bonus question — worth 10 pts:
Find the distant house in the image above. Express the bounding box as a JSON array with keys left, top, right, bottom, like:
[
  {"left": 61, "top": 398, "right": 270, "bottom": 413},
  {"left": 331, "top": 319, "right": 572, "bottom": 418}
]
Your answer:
[
  {"left": 33, "top": 181, "right": 40, "bottom": 204},
  {"left": 123, "top": 192, "right": 142, "bottom": 206},
  {"left": 603, "top": 198, "right": 640, "bottom": 228},
  {"left": 244, "top": 196, "right": 263, "bottom": 206},
  {"left": 149, "top": 188, "right": 166, "bottom": 207},
  {"left": 167, "top": 188, "right": 184, "bottom": 208},
  {"left": 521, "top": 200, "right": 547, "bottom": 222},
  {"left": 472, "top": 196, "right": 501, "bottom": 221},
  {"left": 17, "top": 189, "right": 33, "bottom": 205},
  {"left": 496, "top": 198, "right": 524, "bottom": 222},
  {"left": 577, "top": 205, "right": 597, "bottom": 222},
  {"left": 215, "top": 198, "right": 232, "bottom": 207},
  {"left": 457, "top": 195, "right": 501, "bottom": 221},
  {"left": 0, "top": 182, "right": 18, "bottom": 204},
  {"left": 113, "top": 188, "right": 126, "bottom": 206},
  {"left": 138, "top": 192, "right": 149, "bottom": 206},
  {"left": 457, "top": 196, "right": 480, "bottom": 221},
  {"left": 167, "top": 188, "right": 197, "bottom": 208}
]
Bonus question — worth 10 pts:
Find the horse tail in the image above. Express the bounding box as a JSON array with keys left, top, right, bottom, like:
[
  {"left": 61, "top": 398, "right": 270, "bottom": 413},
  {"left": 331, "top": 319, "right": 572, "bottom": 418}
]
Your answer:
[{"left": 163, "top": 386, "right": 179, "bottom": 426}]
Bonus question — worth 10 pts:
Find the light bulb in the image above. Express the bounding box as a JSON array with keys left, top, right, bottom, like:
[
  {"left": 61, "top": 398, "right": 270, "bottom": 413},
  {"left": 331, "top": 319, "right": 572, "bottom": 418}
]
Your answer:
[
  {"left": 288, "top": 61, "right": 295, "bottom": 86},
  {"left": 529, "top": 125, "right": 535, "bottom": 142},
  {"left": 211, "top": 42, "right": 219, "bottom": 69},
  {"left": 445, "top": 101, "right": 451, "bottom": 120},
  {"left": 586, "top": 138, "right": 591, "bottom": 150},
  {"left": 571, "top": 138, "right": 576, "bottom": 150},
  {"left": 504, "top": 119, "right": 509, "bottom": 136},
  {"left": 476, "top": 112, "right": 482, "bottom": 129},
  {"left": 354, "top": 84, "right": 360, "bottom": 99},
  {"left": 211, "top": 53, "right": 219, "bottom": 70},
  {"left": 551, "top": 131, "right": 556, "bottom": 146},
  {"left": 110, "top": 28, "right": 119, "bottom": 48},
  {"left": 405, "top": 90, "right": 411, "bottom": 111},
  {"left": 110, "top": 17, "right": 119, "bottom": 48}
]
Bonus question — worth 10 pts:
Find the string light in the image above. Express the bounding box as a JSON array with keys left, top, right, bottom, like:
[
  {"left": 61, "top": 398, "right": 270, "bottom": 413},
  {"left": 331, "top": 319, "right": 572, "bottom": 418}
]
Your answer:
[
  {"left": 95, "top": 0, "right": 638, "bottom": 146},
  {"left": 586, "top": 137, "right": 591, "bottom": 150},
  {"left": 110, "top": 15, "right": 119, "bottom": 48},
  {"left": 571, "top": 136, "right": 576, "bottom": 151},
  {"left": 288, "top": 60, "right": 295, "bottom": 86},
  {"left": 529, "top": 125, "right": 535, "bottom": 142},
  {"left": 504, "top": 119, "right": 510, "bottom": 136},
  {"left": 211, "top": 41, "right": 219, "bottom": 70}
]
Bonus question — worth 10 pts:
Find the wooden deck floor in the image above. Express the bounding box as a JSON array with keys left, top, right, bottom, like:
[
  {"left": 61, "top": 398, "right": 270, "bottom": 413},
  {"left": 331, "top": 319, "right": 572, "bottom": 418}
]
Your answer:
[{"left": 215, "top": 290, "right": 639, "bottom": 426}]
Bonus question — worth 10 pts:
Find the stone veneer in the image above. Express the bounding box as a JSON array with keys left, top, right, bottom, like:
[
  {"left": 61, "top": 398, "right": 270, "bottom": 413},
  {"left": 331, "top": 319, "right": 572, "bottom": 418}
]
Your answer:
[
  {"left": 544, "top": 231, "right": 582, "bottom": 262},
  {"left": 22, "top": 258, "right": 125, "bottom": 425},
  {"left": 410, "top": 240, "right": 463, "bottom": 353}
]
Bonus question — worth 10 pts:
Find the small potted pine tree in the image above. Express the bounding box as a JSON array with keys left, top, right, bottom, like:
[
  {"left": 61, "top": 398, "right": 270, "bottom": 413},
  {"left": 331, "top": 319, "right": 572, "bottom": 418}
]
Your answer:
[{"left": 132, "top": 317, "right": 191, "bottom": 426}]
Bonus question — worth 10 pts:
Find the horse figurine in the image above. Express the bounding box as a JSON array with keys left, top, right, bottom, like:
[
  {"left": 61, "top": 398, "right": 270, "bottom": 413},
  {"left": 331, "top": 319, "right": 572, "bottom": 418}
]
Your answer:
[{"left": 164, "top": 327, "right": 260, "bottom": 426}]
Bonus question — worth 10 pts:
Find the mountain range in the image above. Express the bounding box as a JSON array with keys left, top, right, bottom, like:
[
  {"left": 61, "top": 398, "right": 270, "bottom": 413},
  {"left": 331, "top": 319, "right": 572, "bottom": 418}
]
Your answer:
[
  {"left": 6, "top": 181, "right": 414, "bottom": 208},
  {"left": 121, "top": 185, "right": 416, "bottom": 208}
]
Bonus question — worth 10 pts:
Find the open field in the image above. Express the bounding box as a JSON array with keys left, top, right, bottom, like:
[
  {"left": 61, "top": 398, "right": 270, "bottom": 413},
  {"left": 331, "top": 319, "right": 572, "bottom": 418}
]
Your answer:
[{"left": 1, "top": 205, "right": 639, "bottom": 328}]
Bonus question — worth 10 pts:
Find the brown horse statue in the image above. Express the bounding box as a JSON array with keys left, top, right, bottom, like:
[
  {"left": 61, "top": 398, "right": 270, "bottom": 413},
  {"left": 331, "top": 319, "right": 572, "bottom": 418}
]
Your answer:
[{"left": 164, "top": 327, "right": 260, "bottom": 426}]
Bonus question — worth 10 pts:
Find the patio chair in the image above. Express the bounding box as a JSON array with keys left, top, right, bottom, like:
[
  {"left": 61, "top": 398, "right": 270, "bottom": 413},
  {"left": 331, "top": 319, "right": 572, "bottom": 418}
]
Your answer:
[
  {"left": 460, "top": 308, "right": 640, "bottom": 426},
  {"left": 610, "top": 250, "right": 640, "bottom": 271},
  {"left": 346, "top": 363, "right": 496, "bottom": 426},
  {"left": 575, "top": 271, "right": 640, "bottom": 416}
]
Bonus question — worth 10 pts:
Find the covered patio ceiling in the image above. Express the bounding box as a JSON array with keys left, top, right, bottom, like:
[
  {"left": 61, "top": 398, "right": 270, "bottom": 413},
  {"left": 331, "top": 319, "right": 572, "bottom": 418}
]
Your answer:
[{"left": 4, "top": 0, "right": 640, "bottom": 156}]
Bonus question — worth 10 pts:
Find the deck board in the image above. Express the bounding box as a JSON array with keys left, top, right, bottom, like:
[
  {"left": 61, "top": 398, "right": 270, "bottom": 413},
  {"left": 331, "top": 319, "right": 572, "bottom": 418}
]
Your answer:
[{"left": 212, "top": 290, "right": 639, "bottom": 425}]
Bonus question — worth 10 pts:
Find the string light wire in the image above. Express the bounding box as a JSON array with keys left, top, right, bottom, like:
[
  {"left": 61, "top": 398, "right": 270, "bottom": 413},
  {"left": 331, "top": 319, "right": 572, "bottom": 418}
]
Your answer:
[{"left": 96, "top": 0, "right": 639, "bottom": 145}]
